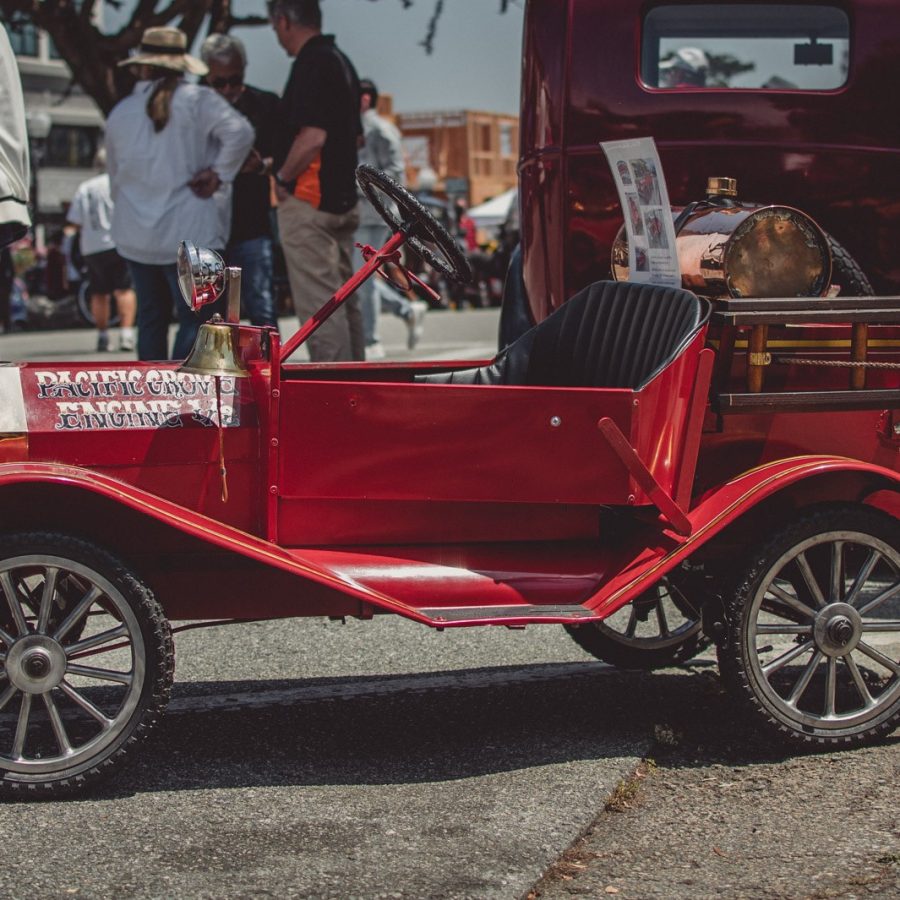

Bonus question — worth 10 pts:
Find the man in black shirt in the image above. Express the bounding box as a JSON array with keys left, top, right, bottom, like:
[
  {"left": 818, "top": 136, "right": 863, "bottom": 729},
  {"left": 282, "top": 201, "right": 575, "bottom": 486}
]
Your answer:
[
  {"left": 201, "top": 34, "right": 280, "bottom": 329},
  {"left": 268, "top": 0, "right": 364, "bottom": 361}
]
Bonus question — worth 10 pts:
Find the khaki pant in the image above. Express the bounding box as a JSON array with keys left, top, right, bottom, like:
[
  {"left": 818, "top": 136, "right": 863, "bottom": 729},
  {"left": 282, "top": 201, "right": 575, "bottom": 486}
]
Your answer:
[{"left": 277, "top": 195, "right": 363, "bottom": 361}]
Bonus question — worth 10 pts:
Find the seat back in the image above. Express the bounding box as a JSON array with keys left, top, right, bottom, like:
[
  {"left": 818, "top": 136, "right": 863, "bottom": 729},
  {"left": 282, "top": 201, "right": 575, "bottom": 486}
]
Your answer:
[
  {"left": 524, "top": 280, "right": 708, "bottom": 389},
  {"left": 417, "top": 280, "right": 709, "bottom": 389}
]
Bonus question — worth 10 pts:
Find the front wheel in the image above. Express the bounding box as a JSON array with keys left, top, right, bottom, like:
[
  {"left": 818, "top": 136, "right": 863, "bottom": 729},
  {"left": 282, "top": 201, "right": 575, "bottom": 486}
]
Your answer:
[
  {"left": 0, "top": 533, "right": 174, "bottom": 796},
  {"left": 718, "top": 504, "right": 900, "bottom": 748}
]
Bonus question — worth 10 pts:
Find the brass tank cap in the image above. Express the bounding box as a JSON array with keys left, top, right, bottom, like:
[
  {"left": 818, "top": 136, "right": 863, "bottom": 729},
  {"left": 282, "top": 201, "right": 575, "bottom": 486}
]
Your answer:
[{"left": 706, "top": 176, "right": 738, "bottom": 198}]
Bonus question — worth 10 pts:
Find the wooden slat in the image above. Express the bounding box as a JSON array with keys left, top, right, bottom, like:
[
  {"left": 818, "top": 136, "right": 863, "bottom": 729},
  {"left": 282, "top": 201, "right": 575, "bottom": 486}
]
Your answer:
[
  {"left": 850, "top": 323, "right": 869, "bottom": 390},
  {"left": 713, "top": 307, "right": 900, "bottom": 326},
  {"left": 717, "top": 389, "right": 900, "bottom": 415},
  {"left": 715, "top": 295, "right": 900, "bottom": 312}
]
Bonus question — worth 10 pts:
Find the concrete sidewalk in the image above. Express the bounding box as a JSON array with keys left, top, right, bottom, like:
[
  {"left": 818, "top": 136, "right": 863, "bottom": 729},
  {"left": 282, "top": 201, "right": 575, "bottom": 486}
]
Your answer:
[
  {"left": 528, "top": 659, "right": 899, "bottom": 900},
  {"left": 0, "top": 307, "right": 500, "bottom": 363}
]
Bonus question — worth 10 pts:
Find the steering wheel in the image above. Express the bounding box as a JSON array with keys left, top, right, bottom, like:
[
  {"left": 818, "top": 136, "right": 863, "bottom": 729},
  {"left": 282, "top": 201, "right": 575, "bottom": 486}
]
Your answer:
[{"left": 356, "top": 164, "right": 473, "bottom": 284}]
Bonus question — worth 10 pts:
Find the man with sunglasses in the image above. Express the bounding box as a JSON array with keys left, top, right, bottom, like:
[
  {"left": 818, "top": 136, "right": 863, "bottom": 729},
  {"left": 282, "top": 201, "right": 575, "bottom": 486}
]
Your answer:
[{"left": 200, "top": 34, "right": 280, "bottom": 329}]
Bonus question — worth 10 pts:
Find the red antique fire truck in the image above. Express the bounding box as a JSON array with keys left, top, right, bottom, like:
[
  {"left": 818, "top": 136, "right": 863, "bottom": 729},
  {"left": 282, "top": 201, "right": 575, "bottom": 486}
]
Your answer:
[
  {"left": 0, "top": 164, "right": 896, "bottom": 795},
  {"left": 1, "top": 0, "right": 899, "bottom": 796}
]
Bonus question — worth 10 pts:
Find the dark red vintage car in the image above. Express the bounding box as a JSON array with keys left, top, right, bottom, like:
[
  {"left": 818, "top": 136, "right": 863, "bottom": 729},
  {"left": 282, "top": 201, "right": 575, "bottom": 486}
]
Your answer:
[
  {"left": 517, "top": 0, "right": 900, "bottom": 324},
  {"left": 0, "top": 152, "right": 898, "bottom": 797}
]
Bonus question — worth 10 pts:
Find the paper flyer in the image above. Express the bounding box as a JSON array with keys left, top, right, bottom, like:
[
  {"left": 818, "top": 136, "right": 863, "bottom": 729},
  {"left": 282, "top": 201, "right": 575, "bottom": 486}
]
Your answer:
[{"left": 600, "top": 137, "right": 681, "bottom": 289}]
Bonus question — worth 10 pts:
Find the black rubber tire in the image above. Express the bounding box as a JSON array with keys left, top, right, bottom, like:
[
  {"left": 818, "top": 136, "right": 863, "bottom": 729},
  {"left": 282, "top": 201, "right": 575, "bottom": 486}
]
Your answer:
[
  {"left": 356, "top": 164, "right": 472, "bottom": 284},
  {"left": 565, "top": 579, "right": 708, "bottom": 670},
  {"left": 0, "top": 533, "right": 174, "bottom": 797},
  {"left": 825, "top": 233, "right": 874, "bottom": 298},
  {"left": 718, "top": 504, "right": 900, "bottom": 748}
]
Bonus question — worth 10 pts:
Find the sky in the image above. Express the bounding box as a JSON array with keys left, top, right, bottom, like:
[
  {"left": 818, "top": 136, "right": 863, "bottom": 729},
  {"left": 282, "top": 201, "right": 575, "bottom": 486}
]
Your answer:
[{"left": 228, "top": 0, "right": 525, "bottom": 114}]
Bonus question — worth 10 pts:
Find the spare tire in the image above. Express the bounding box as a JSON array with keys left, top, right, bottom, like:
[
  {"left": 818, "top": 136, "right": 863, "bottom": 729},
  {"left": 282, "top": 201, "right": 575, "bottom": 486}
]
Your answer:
[{"left": 825, "top": 233, "right": 874, "bottom": 297}]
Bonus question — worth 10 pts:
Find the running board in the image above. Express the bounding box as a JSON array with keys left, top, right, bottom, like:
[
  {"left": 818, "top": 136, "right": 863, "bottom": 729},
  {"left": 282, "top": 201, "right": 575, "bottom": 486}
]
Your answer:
[{"left": 418, "top": 604, "right": 598, "bottom": 626}]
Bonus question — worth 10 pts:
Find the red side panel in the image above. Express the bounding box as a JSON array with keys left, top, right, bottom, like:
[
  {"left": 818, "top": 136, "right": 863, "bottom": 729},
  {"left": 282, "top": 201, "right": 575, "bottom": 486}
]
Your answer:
[{"left": 275, "top": 334, "right": 703, "bottom": 546}]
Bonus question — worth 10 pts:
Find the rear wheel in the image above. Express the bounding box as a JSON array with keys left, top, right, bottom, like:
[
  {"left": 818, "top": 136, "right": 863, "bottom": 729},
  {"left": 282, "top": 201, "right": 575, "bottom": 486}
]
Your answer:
[
  {"left": 0, "top": 533, "right": 174, "bottom": 796},
  {"left": 565, "top": 578, "right": 707, "bottom": 669},
  {"left": 718, "top": 504, "right": 900, "bottom": 747}
]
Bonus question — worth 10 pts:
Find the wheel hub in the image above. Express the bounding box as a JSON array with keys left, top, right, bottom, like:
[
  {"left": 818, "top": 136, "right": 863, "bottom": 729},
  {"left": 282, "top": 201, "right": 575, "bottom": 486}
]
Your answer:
[
  {"left": 5, "top": 635, "right": 68, "bottom": 694},
  {"left": 813, "top": 602, "right": 863, "bottom": 658},
  {"left": 827, "top": 617, "right": 854, "bottom": 645},
  {"left": 24, "top": 652, "right": 51, "bottom": 678}
]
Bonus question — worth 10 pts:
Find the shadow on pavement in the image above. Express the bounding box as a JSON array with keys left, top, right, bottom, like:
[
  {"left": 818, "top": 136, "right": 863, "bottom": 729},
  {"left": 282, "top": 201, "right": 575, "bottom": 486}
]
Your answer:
[{"left": 91, "top": 662, "right": 748, "bottom": 799}]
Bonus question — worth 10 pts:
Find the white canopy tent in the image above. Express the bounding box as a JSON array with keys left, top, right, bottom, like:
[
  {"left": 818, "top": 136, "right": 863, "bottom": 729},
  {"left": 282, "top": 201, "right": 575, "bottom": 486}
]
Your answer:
[{"left": 467, "top": 187, "right": 517, "bottom": 230}]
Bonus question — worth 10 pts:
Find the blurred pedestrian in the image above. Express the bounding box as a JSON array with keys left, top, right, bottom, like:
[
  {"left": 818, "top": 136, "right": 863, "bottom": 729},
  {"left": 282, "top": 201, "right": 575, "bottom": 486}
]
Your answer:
[
  {"left": 1, "top": 23, "right": 31, "bottom": 249},
  {"left": 269, "top": 0, "right": 364, "bottom": 361},
  {"left": 0, "top": 246, "right": 13, "bottom": 333},
  {"left": 60, "top": 217, "right": 83, "bottom": 299},
  {"left": 353, "top": 78, "right": 426, "bottom": 359},
  {"left": 449, "top": 199, "right": 480, "bottom": 310},
  {"left": 106, "top": 26, "right": 254, "bottom": 361},
  {"left": 454, "top": 200, "right": 479, "bottom": 253},
  {"left": 67, "top": 148, "right": 137, "bottom": 352},
  {"left": 43, "top": 231, "right": 68, "bottom": 301},
  {"left": 201, "top": 33, "right": 280, "bottom": 329}
]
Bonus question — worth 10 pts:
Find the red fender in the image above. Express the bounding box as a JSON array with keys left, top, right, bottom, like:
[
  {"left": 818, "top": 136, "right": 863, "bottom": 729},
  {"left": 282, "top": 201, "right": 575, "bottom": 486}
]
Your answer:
[
  {"left": 584, "top": 454, "right": 900, "bottom": 617},
  {"left": 0, "top": 462, "right": 435, "bottom": 624}
]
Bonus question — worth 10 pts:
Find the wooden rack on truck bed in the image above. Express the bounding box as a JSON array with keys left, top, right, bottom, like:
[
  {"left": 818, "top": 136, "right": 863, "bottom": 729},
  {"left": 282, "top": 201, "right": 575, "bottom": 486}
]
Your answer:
[{"left": 711, "top": 295, "right": 900, "bottom": 414}]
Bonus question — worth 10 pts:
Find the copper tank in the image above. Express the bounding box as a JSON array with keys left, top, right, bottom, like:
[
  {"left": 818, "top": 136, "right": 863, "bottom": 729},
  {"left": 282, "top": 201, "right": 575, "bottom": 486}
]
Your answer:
[{"left": 611, "top": 177, "right": 832, "bottom": 298}]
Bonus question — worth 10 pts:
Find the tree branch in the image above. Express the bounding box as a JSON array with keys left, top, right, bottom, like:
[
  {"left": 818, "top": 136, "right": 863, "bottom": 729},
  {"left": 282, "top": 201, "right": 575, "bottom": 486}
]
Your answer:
[
  {"left": 176, "top": 1, "right": 211, "bottom": 45},
  {"left": 420, "top": 0, "right": 444, "bottom": 55},
  {"left": 0, "top": 0, "right": 517, "bottom": 114},
  {"left": 207, "top": 0, "right": 230, "bottom": 35},
  {"left": 228, "top": 15, "right": 269, "bottom": 28}
]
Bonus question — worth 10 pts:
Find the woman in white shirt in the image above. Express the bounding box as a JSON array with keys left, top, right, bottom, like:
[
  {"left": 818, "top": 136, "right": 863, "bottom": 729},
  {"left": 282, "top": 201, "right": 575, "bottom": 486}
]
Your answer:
[
  {"left": 0, "top": 24, "right": 31, "bottom": 249},
  {"left": 106, "top": 27, "right": 254, "bottom": 361}
]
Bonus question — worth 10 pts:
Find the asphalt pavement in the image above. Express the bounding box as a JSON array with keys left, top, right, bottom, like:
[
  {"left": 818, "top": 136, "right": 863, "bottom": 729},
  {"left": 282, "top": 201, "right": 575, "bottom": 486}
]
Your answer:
[
  {"left": 0, "top": 618, "right": 648, "bottom": 899},
  {"left": 3, "top": 620, "right": 894, "bottom": 899}
]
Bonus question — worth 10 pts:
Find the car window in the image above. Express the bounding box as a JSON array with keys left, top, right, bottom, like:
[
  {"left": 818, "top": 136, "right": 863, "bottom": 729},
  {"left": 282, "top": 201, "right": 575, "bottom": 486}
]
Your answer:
[{"left": 642, "top": 3, "right": 850, "bottom": 91}]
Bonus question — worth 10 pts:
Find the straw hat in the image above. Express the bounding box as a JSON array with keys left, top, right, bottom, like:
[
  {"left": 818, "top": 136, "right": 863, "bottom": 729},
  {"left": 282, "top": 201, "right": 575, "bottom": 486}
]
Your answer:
[{"left": 118, "top": 27, "right": 208, "bottom": 76}]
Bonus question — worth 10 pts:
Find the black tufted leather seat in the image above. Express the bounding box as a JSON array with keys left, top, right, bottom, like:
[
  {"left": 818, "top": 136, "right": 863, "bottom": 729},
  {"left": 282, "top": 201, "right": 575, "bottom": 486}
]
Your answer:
[{"left": 416, "top": 281, "right": 709, "bottom": 390}]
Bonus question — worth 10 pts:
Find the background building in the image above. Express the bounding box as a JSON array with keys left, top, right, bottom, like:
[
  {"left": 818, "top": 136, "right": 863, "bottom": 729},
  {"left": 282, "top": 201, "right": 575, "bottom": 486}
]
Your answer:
[
  {"left": 7, "top": 19, "right": 104, "bottom": 231},
  {"left": 396, "top": 109, "right": 519, "bottom": 207}
]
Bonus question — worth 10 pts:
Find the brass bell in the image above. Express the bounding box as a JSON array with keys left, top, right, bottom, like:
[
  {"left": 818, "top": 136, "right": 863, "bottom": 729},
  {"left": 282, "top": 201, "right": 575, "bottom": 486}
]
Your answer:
[{"left": 179, "top": 316, "right": 250, "bottom": 378}]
